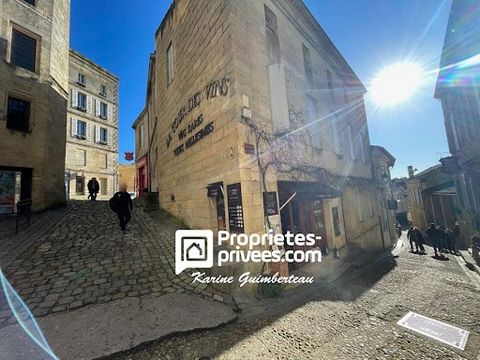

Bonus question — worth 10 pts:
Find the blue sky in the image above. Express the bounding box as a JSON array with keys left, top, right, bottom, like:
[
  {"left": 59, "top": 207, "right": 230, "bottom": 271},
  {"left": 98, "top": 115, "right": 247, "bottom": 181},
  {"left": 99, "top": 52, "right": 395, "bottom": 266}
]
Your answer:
[{"left": 71, "top": 0, "right": 452, "bottom": 178}]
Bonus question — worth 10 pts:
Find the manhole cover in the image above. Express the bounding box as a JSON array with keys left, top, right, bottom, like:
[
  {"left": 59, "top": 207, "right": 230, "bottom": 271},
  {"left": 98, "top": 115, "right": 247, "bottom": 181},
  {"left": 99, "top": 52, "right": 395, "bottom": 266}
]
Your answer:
[{"left": 397, "top": 312, "right": 469, "bottom": 350}]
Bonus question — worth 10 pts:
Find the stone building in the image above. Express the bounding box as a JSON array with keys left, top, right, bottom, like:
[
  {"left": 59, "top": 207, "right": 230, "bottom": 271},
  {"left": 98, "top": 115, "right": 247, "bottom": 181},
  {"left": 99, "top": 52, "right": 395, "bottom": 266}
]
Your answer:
[
  {"left": 391, "top": 177, "right": 409, "bottom": 225},
  {"left": 435, "top": 0, "right": 480, "bottom": 243},
  {"left": 0, "top": 0, "right": 70, "bottom": 213},
  {"left": 65, "top": 50, "right": 119, "bottom": 201},
  {"left": 371, "top": 145, "right": 396, "bottom": 247},
  {"left": 118, "top": 164, "right": 136, "bottom": 195},
  {"left": 132, "top": 53, "right": 158, "bottom": 197},
  {"left": 406, "top": 165, "right": 459, "bottom": 241},
  {"left": 138, "top": 0, "right": 383, "bottom": 273}
]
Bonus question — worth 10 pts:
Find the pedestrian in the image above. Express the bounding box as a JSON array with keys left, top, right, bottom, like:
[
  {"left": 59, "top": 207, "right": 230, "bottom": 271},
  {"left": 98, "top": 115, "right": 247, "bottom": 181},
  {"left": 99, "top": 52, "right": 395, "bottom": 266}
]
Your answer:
[
  {"left": 87, "top": 177, "right": 100, "bottom": 201},
  {"left": 445, "top": 227, "right": 456, "bottom": 254},
  {"left": 437, "top": 226, "right": 448, "bottom": 253},
  {"left": 110, "top": 184, "right": 133, "bottom": 232},
  {"left": 413, "top": 227, "right": 426, "bottom": 253},
  {"left": 396, "top": 222, "right": 402, "bottom": 238},
  {"left": 426, "top": 223, "right": 441, "bottom": 257},
  {"left": 453, "top": 221, "right": 461, "bottom": 245},
  {"left": 407, "top": 226, "right": 415, "bottom": 252}
]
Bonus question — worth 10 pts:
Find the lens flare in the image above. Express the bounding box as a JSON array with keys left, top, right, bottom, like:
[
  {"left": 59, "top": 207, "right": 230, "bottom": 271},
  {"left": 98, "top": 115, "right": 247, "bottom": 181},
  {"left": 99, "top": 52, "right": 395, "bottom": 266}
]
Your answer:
[
  {"left": 370, "top": 62, "right": 424, "bottom": 106},
  {"left": 0, "top": 270, "right": 58, "bottom": 359}
]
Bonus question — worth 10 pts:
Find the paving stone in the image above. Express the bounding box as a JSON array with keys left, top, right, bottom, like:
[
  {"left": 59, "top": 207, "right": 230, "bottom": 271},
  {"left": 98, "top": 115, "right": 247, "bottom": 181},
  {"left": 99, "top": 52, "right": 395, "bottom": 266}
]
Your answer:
[{"left": 0, "top": 202, "right": 230, "bottom": 323}]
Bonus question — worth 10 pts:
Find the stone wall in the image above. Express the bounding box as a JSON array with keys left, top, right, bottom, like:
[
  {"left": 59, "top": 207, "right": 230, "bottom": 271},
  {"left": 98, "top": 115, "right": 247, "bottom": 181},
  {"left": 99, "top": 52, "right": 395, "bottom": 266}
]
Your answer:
[
  {"left": 0, "top": 0, "right": 70, "bottom": 211},
  {"left": 151, "top": 0, "right": 382, "bottom": 252}
]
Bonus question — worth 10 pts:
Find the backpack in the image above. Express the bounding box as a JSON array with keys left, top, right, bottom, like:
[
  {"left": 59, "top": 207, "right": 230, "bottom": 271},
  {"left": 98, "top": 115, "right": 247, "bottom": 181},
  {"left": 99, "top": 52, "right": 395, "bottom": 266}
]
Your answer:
[{"left": 109, "top": 195, "right": 119, "bottom": 213}]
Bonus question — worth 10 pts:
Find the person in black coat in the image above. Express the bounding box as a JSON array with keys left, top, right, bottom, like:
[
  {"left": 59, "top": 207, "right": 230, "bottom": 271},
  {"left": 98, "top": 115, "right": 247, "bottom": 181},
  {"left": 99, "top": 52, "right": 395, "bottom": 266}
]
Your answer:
[
  {"left": 112, "top": 184, "right": 133, "bottom": 232},
  {"left": 87, "top": 177, "right": 100, "bottom": 201},
  {"left": 413, "top": 227, "right": 426, "bottom": 253},
  {"left": 426, "top": 223, "right": 440, "bottom": 257}
]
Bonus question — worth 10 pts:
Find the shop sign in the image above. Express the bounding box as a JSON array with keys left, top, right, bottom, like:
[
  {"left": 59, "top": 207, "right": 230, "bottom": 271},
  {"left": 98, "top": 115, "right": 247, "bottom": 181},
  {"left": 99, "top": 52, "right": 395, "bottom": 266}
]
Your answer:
[
  {"left": 263, "top": 192, "right": 279, "bottom": 216},
  {"left": 166, "top": 77, "right": 229, "bottom": 149},
  {"left": 227, "top": 183, "right": 244, "bottom": 233},
  {"left": 244, "top": 143, "right": 255, "bottom": 155}
]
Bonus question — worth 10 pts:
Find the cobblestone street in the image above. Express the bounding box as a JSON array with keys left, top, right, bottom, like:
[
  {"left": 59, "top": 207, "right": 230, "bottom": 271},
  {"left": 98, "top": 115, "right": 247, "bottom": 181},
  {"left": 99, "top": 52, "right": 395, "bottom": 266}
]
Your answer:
[
  {"left": 112, "top": 239, "right": 480, "bottom": 360},
  {"left": 0, "top": 201, "right": 230, "bottom": 328}
]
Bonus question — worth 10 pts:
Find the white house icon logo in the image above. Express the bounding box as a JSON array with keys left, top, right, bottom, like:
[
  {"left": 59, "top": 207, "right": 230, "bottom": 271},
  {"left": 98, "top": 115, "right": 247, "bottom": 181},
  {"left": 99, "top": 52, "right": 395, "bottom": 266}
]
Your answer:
[{"left": 175, "top": 230, "right": 213, "bottom": 274}]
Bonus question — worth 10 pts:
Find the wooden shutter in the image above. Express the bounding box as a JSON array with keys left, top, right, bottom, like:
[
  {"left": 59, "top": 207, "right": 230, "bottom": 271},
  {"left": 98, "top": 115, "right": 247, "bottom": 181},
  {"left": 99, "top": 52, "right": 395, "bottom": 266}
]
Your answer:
[
  {"left": 71, "top": 118, "right": 77, "bottom": 137},
  {"left": 71, "top": 89, "right": 78, "bottom": 108},
  {"left": 95, "top": 99, "right": 101, "bottom": 117},
  {"left": 87, "top": 95, "right": 92, "bottom": 114},
  {"left": 95, "top": 125, "right": 100, "bottom": 143},
  {"left": 107, "top": 103, "right": 113, "bottom": 121},
  {"left": 267, "top": 63, "right": 289, "bottom": 132}
]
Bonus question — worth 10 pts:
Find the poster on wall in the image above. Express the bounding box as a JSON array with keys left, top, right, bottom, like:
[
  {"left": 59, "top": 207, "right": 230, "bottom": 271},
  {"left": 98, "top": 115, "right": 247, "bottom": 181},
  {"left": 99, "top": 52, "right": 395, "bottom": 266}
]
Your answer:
[
  {"left": 227, "top": 183, "right": 244, "bottom": 233},
  {"left": 263, "top": 191, "right": 279, "bottom": 216},
  {"left": 0, "top": 171, "right": 16, "bottom": 214}
]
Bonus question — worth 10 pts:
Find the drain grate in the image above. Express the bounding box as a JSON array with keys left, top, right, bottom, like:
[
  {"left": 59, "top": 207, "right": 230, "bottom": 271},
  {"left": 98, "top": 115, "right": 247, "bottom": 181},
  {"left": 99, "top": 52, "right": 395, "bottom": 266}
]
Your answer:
[{"left": 397, "top": 312, "right": 469, "bottom": 350}]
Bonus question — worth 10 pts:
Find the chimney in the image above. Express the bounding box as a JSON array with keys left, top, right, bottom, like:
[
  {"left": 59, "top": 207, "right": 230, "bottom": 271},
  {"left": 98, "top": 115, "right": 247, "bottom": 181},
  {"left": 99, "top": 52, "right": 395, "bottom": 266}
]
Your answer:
[{"left": 408, "top": 166, "right": 415, "bottom": 178}]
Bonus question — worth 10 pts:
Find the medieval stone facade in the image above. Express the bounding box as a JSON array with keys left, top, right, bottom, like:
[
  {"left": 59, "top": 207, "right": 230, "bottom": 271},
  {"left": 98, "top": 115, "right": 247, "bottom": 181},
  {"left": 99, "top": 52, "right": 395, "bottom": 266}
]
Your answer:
[
  {"left": 0, "top": 0, "right": 70, "bottom": 212},
  {"left": 137, "top": 0, "right": 384, "bottom": 276},
  {"left": 435, "top": 0, "right": 480, "bottom": 243},
  {"left": 65, "top": 50, "right": 119, "bottom": 201}
]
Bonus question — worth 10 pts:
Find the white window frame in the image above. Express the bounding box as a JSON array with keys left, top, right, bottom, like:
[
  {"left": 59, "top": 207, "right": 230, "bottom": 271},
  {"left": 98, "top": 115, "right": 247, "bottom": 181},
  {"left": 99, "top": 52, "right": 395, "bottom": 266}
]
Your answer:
[{"left": 76, "top": 120, "right": 87, "bottom": 139}]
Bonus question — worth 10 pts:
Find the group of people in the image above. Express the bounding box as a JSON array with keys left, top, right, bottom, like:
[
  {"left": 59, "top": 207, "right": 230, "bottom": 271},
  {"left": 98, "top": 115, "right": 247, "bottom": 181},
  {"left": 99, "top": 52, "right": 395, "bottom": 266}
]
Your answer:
[
  {"left": 86, "top": 177, "right": 133, "bottom": 233},
  {"left": 407, "top": 222, "right": 460, "bottom": 257}
]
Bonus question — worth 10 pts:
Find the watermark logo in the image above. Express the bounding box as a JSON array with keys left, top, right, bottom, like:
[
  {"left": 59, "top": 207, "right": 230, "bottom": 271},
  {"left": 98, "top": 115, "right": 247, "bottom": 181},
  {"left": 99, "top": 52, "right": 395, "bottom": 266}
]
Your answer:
[
  {"left": 175, "top": 230, "right": 214, "bottom": 275},
  {"left": 175, "top": 229, "right": 322, "bottom": 276}
]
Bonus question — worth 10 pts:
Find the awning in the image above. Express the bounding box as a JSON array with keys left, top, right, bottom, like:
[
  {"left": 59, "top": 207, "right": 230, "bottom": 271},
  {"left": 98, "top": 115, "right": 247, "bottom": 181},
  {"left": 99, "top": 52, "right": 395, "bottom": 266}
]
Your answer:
[
  {"left": 278, "top": 181, "right": 341, "bottom": 199},
  {"left": 206, "top": 182, "right": 223, "bottom": 197}
]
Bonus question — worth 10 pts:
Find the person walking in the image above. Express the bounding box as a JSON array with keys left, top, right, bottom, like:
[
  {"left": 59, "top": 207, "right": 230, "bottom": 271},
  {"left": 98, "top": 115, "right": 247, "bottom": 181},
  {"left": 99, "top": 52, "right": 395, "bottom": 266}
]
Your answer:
[
  {"left": 111, "top": 184, "right": 133, "bottom": 232},
  {"left": 87, "top": 177, "right": 100, "bottom": 201},
  {"left": 407, "top": 226, "right": 416, "bottom": 252},
  {"left": 413, "top": 227, "right": 426, "bottom": 253},
  {"left": 426, "top": 223, "right": 441, "bottom": 257},
  {"left": 445, "top": 227, "right": 456, "bottom": 254}
]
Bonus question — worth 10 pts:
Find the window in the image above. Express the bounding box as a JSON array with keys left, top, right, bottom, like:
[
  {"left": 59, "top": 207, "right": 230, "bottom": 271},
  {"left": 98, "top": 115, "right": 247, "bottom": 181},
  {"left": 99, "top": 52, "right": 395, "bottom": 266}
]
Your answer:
[
  {"left": 265, "top": 5, "right": 280, "bottom": 63},
  {"left": 23, "top": 0, "right": 35, "bottom": 5},
  {"left": 331, "top": 115, "right": 342, "bottom": 155},
  {"left": 100, "top": 85, "right": 107, "bottom": 96},
  {"left": 303, "top": 44, "right": 313, "bottom": 87},
  {"left": 449, "top": 112, "right": 460, "bottom": 151},
  {"left": 139, "top": 124, "right": 144, "bottom": 148},
  {"left": 348, "top": 125, "right": 356, "bottom": 159},
  {"left": 11, "top": 29, "right": 37, "bottom": 72},
  {"left": 306, "top": 95, "right": 321, "bottom": 148},
  {"left": 100, "top": 102, "right": 108, "bottom": 119},
  {"left": 77, "top": 92, "right": 87, "bottom": 111},
  {"left": 167, "top": 43, "right": 173, "bottom": 85},
  {"left": 75, "top": 176, "right": 85, "bottom": 194},
  {"left": 359, "top": 132, "right": 366, "bottom": 162},
  {"left": 77, "top": 120, "right": 87, "bottom": 139},
  {"left": 100, "top": 178, "right": 107, "bottom": 195},
  {"left": 7, "top": 97, "right": 30, "bottom": 132},
  {"left": 100, "top": 127, "right": 108, "bottom": 144},
  {"left": 77, "top": 73, "right": 86, "bottom": 86}
]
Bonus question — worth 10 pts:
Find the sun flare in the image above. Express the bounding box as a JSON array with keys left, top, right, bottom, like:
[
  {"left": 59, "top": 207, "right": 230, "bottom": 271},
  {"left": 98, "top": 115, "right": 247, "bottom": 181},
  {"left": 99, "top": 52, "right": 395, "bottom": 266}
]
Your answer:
[{"left": 370, "top": 62, "right": 424, "bottom": 106}]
